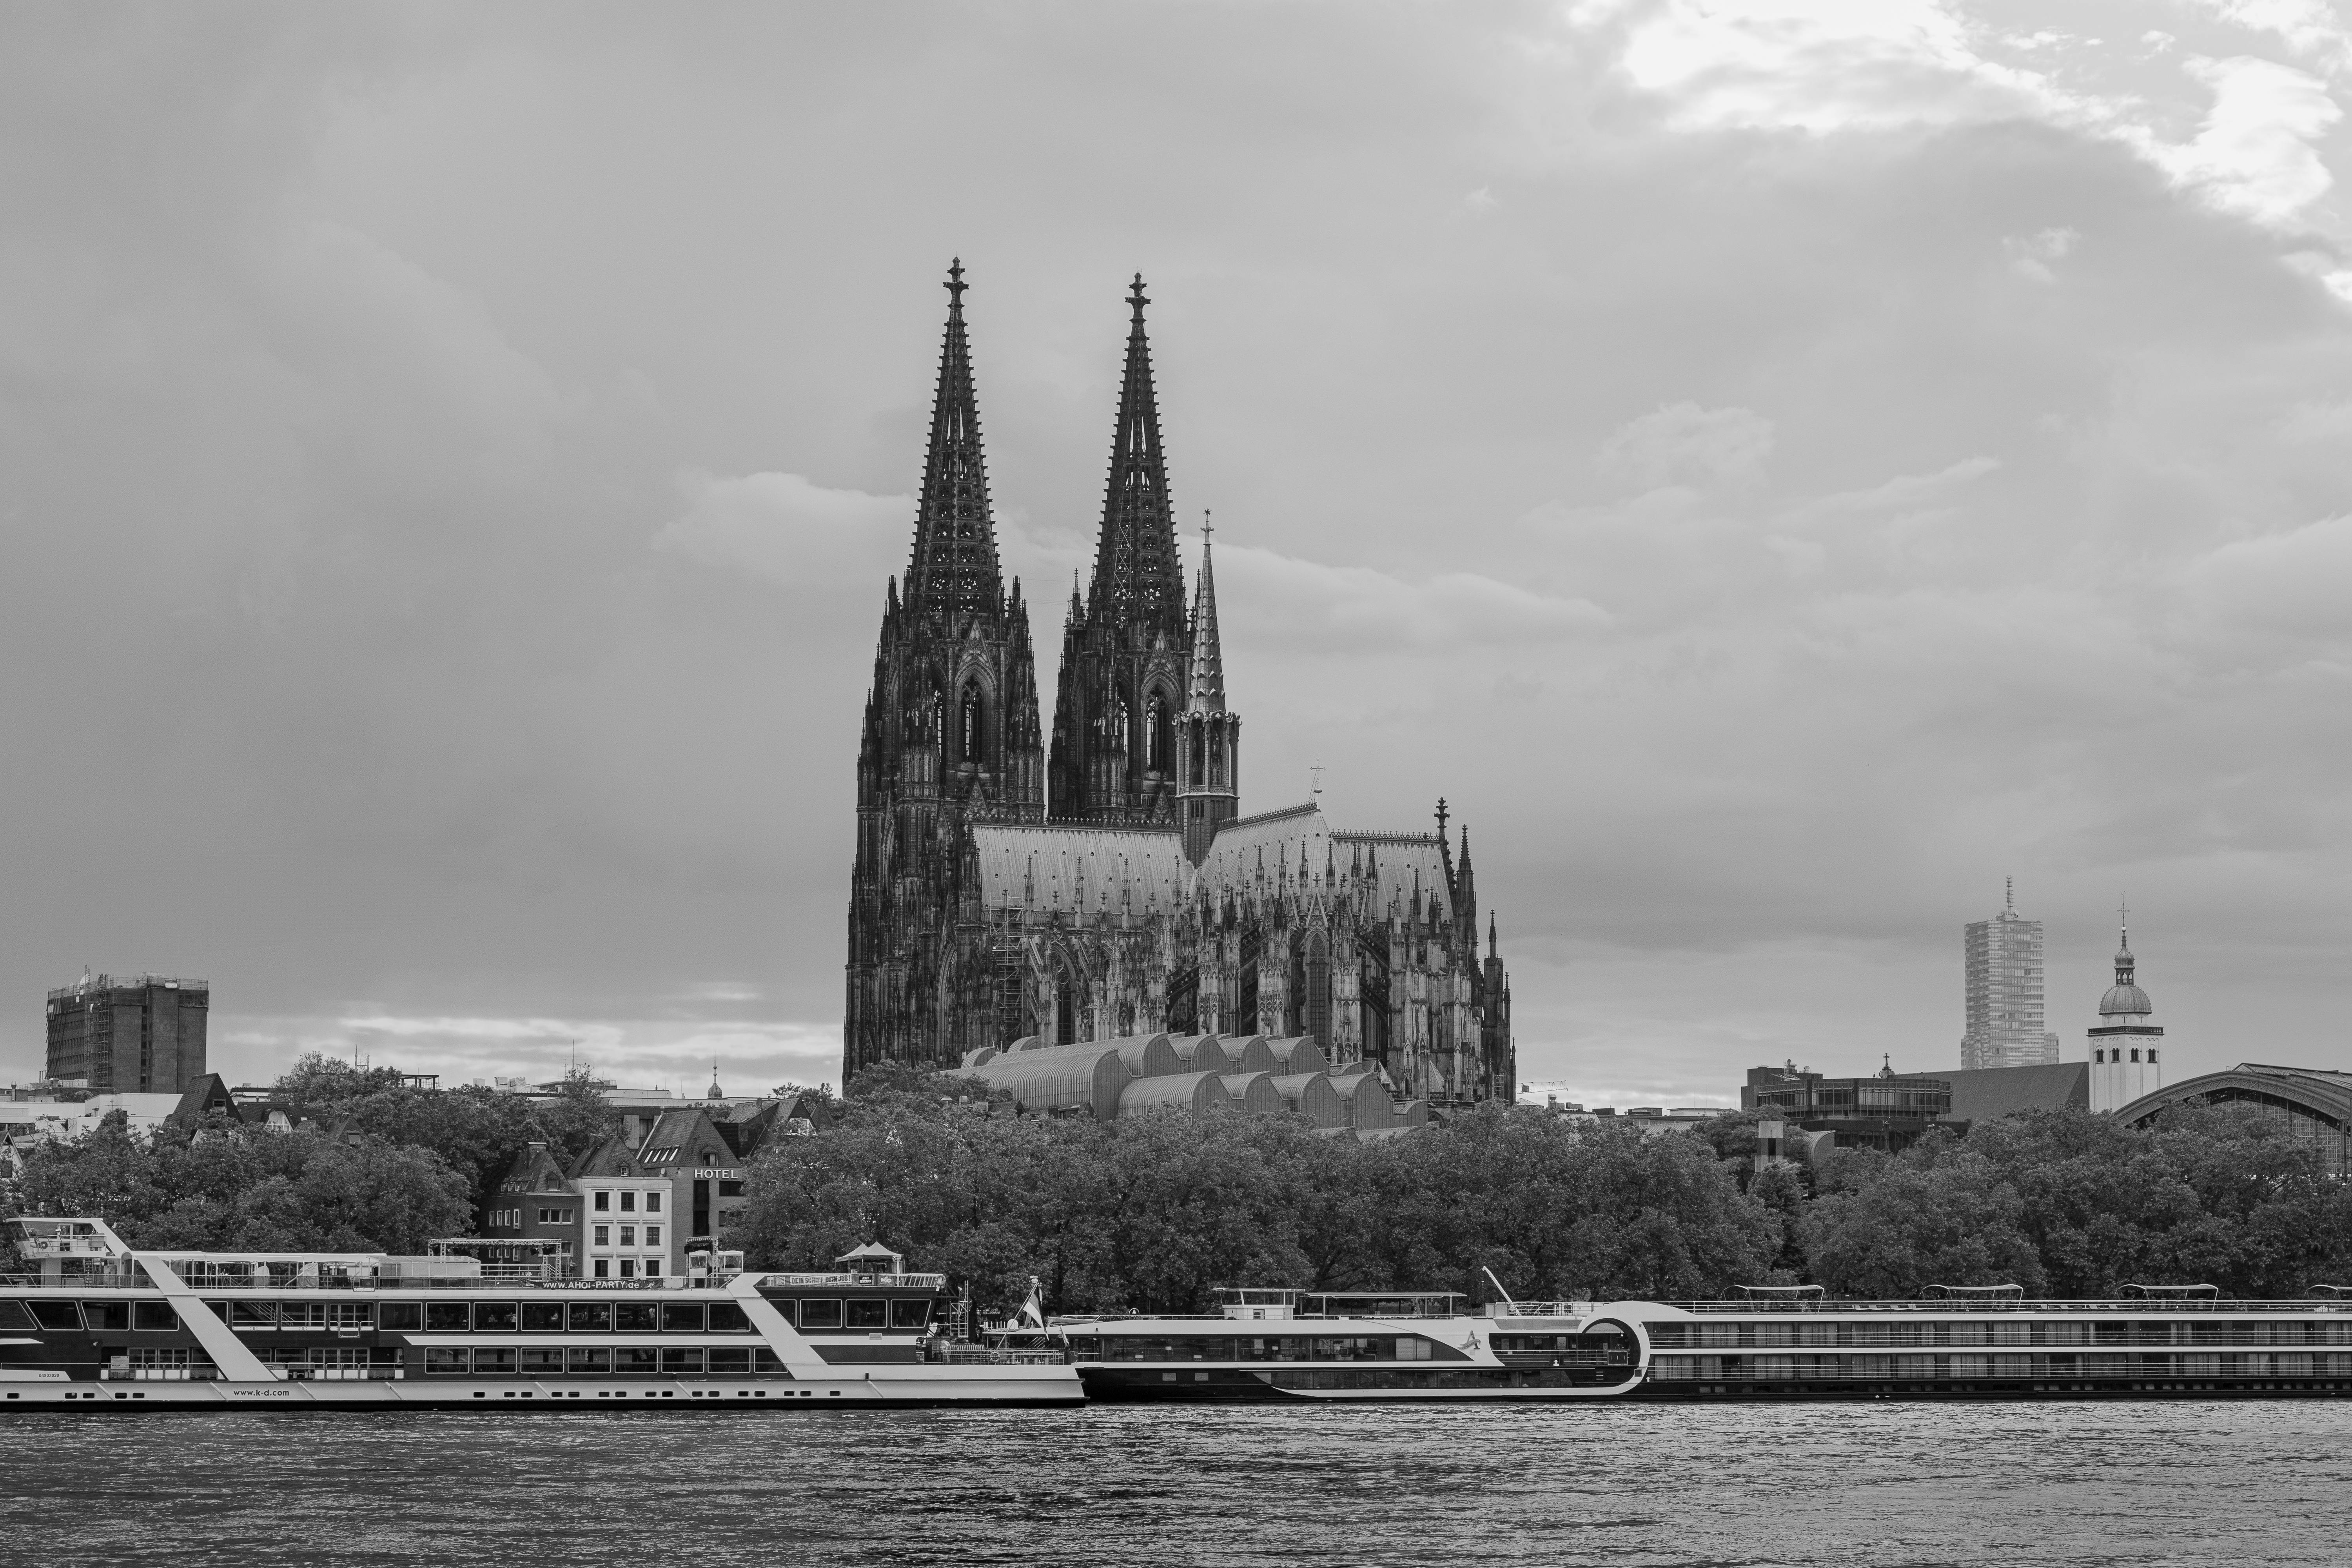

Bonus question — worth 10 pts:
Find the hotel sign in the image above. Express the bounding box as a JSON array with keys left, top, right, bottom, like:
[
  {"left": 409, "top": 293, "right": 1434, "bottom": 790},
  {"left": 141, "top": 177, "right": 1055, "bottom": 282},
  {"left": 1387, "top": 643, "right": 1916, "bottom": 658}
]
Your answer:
[{"left": 693, "top": 1168, "right": 739, "bottom": 1180}]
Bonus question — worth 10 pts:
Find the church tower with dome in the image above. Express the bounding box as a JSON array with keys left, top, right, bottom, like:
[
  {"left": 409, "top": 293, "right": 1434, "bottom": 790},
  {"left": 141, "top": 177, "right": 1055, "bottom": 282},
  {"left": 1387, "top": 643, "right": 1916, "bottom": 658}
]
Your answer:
[{"left": 2088, "top": 903, "right": 2163, "bottom": 1112}]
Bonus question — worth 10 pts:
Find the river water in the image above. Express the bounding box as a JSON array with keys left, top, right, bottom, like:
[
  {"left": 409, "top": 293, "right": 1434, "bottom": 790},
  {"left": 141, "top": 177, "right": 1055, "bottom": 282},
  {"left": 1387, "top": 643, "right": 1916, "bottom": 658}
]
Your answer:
[{"left": 4, "top": 1401, "right": 2344, "bottom": 1566}]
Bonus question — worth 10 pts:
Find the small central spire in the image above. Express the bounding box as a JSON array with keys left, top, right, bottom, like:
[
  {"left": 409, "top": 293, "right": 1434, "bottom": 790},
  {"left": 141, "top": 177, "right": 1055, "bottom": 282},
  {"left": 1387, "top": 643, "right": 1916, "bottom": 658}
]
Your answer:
[
  {"left": 946, "top": 256, "right": 967, "bottom": 302},
  {"left": 1128, "top": 272, "right": 1148, "bottom": 321}
]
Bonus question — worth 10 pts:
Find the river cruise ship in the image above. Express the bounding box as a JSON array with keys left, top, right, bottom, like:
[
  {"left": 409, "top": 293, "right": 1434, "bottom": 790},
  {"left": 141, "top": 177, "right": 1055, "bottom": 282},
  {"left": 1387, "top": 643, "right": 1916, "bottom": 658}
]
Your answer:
[
  {"left": 1048, "top": 1283, "right": 2352, "bottom": 1402},
  {"left": 0, "top": 1218, "right": 1080, "bottom": 1410}
]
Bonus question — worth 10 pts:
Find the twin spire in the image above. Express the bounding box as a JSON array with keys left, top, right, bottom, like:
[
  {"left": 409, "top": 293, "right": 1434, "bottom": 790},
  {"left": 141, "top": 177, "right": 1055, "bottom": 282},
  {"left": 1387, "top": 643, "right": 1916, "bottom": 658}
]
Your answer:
[{"left": 906, "top": 259, "right": 1212, "bottom": 649}]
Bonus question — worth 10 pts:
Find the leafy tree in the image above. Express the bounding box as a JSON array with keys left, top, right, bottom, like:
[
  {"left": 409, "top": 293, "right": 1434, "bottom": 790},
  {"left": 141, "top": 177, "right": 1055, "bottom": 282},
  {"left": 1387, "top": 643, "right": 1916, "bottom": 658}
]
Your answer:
[{"left": 4, "top": 1112, "right": 471, "bottom": 1253}]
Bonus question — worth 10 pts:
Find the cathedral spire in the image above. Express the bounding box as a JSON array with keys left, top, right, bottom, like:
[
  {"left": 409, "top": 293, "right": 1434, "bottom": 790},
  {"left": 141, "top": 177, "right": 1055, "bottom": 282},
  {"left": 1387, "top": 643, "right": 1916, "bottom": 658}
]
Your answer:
[
  {"left": 1187, "top": 512, "right": 1225, "bottom": 713},
  {"left": 904, "top": 258, "right": 1004, "bottom": 623},
  {"left": 1086, "top": 274, "right": 1186, "bottom": 641}
]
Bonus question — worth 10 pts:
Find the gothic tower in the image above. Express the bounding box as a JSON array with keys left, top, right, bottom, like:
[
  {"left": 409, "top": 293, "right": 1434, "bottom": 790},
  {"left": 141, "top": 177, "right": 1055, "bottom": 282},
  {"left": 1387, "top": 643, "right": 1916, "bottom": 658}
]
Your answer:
[
  {"left": 1049, "top": 276, "right": 1192, "bottom": 828},
  {"left": 1175, "top": 526, "right": 1240, "bottom": 864},
  {"left": 846, "top": 261, "right": 1045, "bottom": 1075}
]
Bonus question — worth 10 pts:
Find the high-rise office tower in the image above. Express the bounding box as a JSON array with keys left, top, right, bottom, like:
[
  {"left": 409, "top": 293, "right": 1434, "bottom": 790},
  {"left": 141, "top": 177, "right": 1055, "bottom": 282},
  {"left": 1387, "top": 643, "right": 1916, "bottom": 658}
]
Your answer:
[
  {"left": 1961, "top": 880, "right": 2059, "bottom": 1070},
  {"left": 2088, "top": 903, "right": 2162, "bottom": 1112},
  {"left": 44, "top": 973, "right": 210, "bottom": 1093}
]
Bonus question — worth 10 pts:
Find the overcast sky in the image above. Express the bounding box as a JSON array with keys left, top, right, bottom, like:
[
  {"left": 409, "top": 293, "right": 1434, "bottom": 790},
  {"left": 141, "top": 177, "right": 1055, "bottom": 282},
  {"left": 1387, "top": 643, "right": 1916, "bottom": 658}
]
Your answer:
[{"left": 5, "top": 2, "right": 2350, "bottom": 1105}]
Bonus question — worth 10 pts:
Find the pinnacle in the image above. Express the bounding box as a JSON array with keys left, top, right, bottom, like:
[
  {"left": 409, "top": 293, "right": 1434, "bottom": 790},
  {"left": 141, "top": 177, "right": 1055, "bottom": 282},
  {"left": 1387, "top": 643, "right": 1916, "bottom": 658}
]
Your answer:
[
  {"left": 1083, "top": 274, "right": 1187, "bottom": 643},
  {"left": 904, "top": 260, "right": 1004, "bottom": 623}
]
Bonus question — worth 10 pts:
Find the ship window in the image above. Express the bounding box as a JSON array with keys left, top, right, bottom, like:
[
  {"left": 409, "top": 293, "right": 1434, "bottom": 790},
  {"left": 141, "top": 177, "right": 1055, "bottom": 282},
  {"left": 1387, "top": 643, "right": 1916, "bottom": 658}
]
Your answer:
[
  {"left": 662, "top": 1303, "right": 706, "bottom": 1334},
  {"left": 0, "top": 1301, "right": 35, "bottom": 1332},
  {"left": 474, "top": 1303, "right": 518, "bottom": 1332},
  {"left": 568, "top": 1347, "right": 611, "bottom": 1374},
  {"left": 425, "top": 1348, "right": 470, "bottom": 1375},
  {"left": 662, "top": 1348, "right": 705, "bottom": 1376},
  {"left": 891, "top": 1300, "right": 932, "bottom": 1329},
  {"left": 769, "top": 1300, "right": 797, "bottom": 1327},
  {"left": 708, "top": 1303, "right": 750, "bottom": 1333},
  {"left": 473, "top": 1347, "right": 517, "bottom": 1376},
  {"left": 708, "top": 1347, "right": 751, "bottom": 1375},
  {"left": 425, "top": 1302, "right": 470, "bottom": 1332},
  {"left": 847, "top": 1300, "right": 888, "bottom": 1328},
  {"left": 325, "top": 1303, "right": 373, "bottom": 1332},
  {"left": 28, "top": 1301, "right": 82, "bottom": 1332},
  {"left": 752, "top": 1348, "right": 785, "bottom": 1375},
  {"left": 615, "top": 1302, "right": 659, "bottom": 1333},
  {"left": 520, "top": 1303, "right": 564, "bottom": 1332},
  {"left": 800, "top": 1299, "right": 844, "bottom": 1329},
  {"left": 133, "top": 1302, "right": 179, "bottom": 1332},
  {"left": 82, "top": 1301, "right": 131, "bottom": 1332},
  {"left": 378, "top": 1302, "right": 423, "bottom": 1333},
  {"left": 567, "top": 1303, "right": 612, "bottom": 1333},
  {"left": 616, "top": 1347, "right": 659, "bottom": 1374},
  {"left": 521, "top": 1347, "right": 564, "bottom": 1375}
]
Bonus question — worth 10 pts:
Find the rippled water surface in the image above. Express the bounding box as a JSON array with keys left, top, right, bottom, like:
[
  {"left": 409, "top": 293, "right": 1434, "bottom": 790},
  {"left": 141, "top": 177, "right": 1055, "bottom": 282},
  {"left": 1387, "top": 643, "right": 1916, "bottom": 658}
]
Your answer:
[{"left": 5, "top": 1402, "right": 2346, "bottom": 1566}]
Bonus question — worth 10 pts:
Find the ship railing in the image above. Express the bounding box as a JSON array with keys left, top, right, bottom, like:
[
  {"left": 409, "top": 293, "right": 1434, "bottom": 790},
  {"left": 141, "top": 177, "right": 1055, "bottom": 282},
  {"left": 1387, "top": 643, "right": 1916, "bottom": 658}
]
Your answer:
[
  {"left": 1665, "top": 1297, "right": 2352, "bottom": 1314},
  {"left": 758, "top": 1271, "right": 948, "bottom": 1290},
  {"left": 936, "top": 1344, "right": 1064, "bottom": 1366},
  {"left": 1490, "top": 1301, "right": 1593, "bottom": 1319}
]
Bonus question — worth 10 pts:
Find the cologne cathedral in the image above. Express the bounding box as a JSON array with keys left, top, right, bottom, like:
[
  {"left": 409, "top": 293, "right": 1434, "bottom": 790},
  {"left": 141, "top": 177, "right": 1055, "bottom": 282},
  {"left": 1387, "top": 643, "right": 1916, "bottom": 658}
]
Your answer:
[{"left": 845, "top": 264, "right": 1514, "bottom": 1107}]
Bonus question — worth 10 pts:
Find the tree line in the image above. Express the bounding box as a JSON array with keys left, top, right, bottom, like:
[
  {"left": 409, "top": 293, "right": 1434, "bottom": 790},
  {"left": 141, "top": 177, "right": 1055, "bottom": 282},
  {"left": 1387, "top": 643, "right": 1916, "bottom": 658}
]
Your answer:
[
  {"left": 9, "top": 1054, "right": 2348, "bottom": 1311},
  {"left": 2, "top": 1056, "right": 619, "bottom": 1255},
  {"left": 734, "top": 1065, "right": 2352, "bottom": 1314}
]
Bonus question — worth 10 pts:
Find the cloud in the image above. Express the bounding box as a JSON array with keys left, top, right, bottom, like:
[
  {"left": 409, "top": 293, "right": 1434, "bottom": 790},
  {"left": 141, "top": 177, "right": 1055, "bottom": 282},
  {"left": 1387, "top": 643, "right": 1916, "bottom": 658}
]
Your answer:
[
  {"left": 653, "top": 470, "right": 909, "bottom": 588},
  {"left": 1611, "top": 0, "right": 2055, "bottom": 134},
  {"left": 2155, "top": 56, "right": 2342, "bottom": 225},
  {"left": 1216, "top": 541, "right": 1609, "bottom": 653},
  {"left": 2005, "top": 226, "right": 2080, "bottom": 283},
  {"left": 1598, "top": 403, "right": 1775, "bottom": 489},
  {"left": 2184, "top": 1, "right": 2352, "bottom": 73}
]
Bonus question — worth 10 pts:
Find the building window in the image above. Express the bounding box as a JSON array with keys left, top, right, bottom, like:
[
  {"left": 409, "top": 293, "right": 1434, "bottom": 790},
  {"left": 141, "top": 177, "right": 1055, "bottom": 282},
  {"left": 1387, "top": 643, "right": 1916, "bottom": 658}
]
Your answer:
[
  {"left": 593, "top": 1259, "right": 609, "bottom": 1278},
  {"left": 646, "top": 1226, "right": 662, "bottom": 1248},
  {"left": 644, "top": 1260, "right": 662, "bottom": 1278},
  {"left": 593, "top": 1191, "right": 609, "bottom": 1212},
  {"left": 619, "top": 1259, "right": 635, "bottom": 1278},
  {"left": 2129, "top": 1049, "right": 2140, "bottom": 1063},
  {"left": 2149, "top": 1049, "right": 2159, "bottom": 1063},
  {"left": 593, "top": 1225, "right": 610, "bottom": 1247},
  {"left": 619, "top": 1226, "right": 636, "bottom": 1246},
  {"left": 620, "top": 1191, "right": 635, "bottom": 1213},
  {"left": 2094, "top": 1049, "right": 2105, "bottom": 1064},
  {"left": 646, "top": 1191, "right": 661, "bottom": 1214}
]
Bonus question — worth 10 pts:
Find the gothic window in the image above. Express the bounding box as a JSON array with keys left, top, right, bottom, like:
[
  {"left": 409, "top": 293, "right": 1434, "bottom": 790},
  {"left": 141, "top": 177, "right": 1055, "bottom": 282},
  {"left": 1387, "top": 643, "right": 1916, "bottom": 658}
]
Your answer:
[
  {"left": 1237, "top": 928, "right": 1261, "bottom": 1035},
  {"left": 1056, "top": 974, "right": 1077, "bottom": 1046},
  {"left": 1166, "top": 965, "right": 1199, "bottom": 1036},
  {"left": 1188, "top": 718, "right": 1205, "bottom": 786},
  {"left": 1147, "top": 697, "right": 1171, "bottom": 774},
  {"left": 1305, "top": 933, "right": 1332, "bottom": 1053},
  {"left": 1209, "top": 722, "right": 1224, "bottom": 780},
  {"left": 1114, "top": 698, "right": 1130, "bottom": 757},
  {"left": 959, "top": 685, "right": 984, "bottom": 765}
]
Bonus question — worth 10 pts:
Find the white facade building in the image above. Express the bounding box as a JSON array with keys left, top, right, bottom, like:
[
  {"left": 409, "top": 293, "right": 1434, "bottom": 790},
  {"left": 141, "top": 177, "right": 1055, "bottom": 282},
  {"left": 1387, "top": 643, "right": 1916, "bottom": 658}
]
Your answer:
[
  {"left": 2089, "top": 916, "right": 2163, "bottom": 1113},
  {"left": 574, "top": 1175, "right": 673, "bottom": 1280}
]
